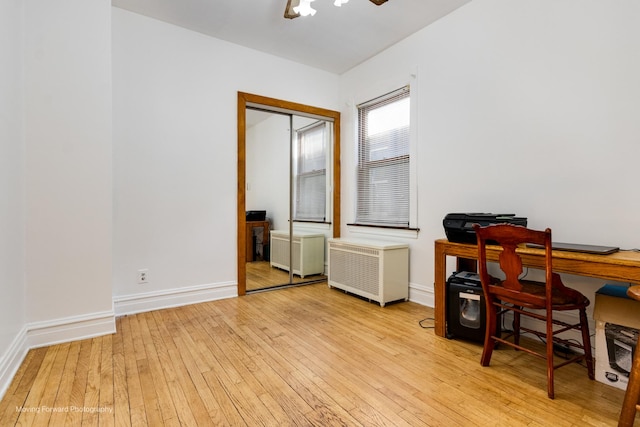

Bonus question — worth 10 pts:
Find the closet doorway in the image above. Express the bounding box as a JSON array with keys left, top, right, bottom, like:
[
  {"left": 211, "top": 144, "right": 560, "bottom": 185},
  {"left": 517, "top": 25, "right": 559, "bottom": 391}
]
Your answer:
[{"left": 237, "top": 92, "right": 341, "bottom": 295}]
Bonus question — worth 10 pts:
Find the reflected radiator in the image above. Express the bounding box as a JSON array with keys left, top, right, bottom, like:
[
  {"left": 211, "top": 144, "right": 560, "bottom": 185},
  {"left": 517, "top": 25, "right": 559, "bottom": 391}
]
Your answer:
[{"left": 270, "top": 231, "right": 325, "bottom": 278}]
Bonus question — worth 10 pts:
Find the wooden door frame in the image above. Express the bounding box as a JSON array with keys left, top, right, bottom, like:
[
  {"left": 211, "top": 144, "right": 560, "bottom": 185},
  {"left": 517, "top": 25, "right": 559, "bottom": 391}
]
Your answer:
[{"left": 237, "top": 92, "right": 341, "bottom": 296}]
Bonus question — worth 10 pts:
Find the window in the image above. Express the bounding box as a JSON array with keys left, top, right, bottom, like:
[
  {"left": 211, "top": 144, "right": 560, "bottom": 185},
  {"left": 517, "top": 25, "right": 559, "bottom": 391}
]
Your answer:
[
  {"left": 293, "top": 121, "right": 327, "bottom": 222},
  {"left": 356, "top": 86, "right": 410, "bottom": 227}
]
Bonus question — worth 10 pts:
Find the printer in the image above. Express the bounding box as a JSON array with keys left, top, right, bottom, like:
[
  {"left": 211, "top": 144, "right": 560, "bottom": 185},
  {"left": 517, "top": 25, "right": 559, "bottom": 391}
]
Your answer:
[
  {"left": 443, "top": 213, "right": 527, "bottom": 244},
  {"left": 246, "top": 210, "right": 267, "bottom": 221}
]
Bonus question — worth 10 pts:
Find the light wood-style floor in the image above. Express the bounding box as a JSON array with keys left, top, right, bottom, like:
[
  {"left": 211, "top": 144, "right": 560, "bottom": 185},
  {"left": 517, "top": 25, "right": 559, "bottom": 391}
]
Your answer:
[
  {"left": 246, "top": 260, "right": 326, "bottom": 292},
  {"left": 0, "top": 283, "right": 628, "bottom": 426}
]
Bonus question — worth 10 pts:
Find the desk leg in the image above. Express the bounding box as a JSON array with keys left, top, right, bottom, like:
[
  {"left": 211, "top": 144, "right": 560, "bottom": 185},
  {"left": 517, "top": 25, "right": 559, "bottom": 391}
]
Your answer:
[
  {"left": 246, "top": 224, "right": 253, "bottom": 262},
  {"left": 263, "top": 227, "right": 269, "bottom": 256},
  {"left": 434, "top": 243, "right": 447, "bottom": 337}
]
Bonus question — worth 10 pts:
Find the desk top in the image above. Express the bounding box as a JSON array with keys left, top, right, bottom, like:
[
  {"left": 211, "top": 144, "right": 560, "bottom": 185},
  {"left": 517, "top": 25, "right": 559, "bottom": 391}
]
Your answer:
[
  {"left": 433, "top": 239, "right": 640, "bottom": 338},
  {"left": 435, "top": 239, "right": 640, "bottom": 284}
]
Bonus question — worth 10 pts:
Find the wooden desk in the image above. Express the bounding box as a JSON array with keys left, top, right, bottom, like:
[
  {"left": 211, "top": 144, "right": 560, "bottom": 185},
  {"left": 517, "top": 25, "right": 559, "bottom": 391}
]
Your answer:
[
  {"left": 433, "top": 238, "right": 640, "bottom": 338},
  {"left": 246, "top": 221, "right": 270, "bottom": 262}
]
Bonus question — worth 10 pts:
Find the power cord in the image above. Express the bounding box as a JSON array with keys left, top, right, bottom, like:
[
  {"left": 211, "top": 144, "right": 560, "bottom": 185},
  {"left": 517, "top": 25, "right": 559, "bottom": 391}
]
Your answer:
[
  {"left": 419, "top": 317, "right": 435, "bottom": 329},
  {"left": 501, "top": 321, "right": 594, "bottom": 369}
]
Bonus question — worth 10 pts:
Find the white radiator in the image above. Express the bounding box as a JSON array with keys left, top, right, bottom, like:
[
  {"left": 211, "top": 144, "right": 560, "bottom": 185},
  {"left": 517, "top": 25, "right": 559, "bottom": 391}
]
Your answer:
[
  {"left": 270, "top": 230, "right": 325, "bottom": 278},
  {"left": 328, "top": 238, "right": 409, "bottom": 307}
]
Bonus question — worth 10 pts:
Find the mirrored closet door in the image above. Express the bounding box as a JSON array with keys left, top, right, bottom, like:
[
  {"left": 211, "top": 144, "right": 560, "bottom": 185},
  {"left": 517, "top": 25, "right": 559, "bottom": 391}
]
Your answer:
[{"left": 237, "top": 92, "right": 341, "bottom": 295}]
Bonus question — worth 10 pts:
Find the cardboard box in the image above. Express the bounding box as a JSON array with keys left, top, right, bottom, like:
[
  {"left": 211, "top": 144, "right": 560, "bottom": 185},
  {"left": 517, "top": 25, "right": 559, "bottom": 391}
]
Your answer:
[
  {"left": 594, "top": 285, "right": 640, "bottom": 391},
  {"left": 593, "top": 285, "right": 640, "bottom": 328}
]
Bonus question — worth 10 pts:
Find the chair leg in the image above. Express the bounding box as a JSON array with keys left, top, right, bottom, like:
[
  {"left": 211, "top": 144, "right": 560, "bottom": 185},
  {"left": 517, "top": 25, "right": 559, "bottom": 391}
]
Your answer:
[
  {"left": 546, "top": 311, "right": 555, "bottom": 399},
  {"left": 513, "top": 308, "right": 521, "bottom": 347},
  {"left": 579, "top": 308, "right": 595, "bottom": 380},
  {"left": 618, "top": 335, "right": 640, "bottom": 426},
  {"left": 481, "top": 300, "right": 498, "bottom": 367}
]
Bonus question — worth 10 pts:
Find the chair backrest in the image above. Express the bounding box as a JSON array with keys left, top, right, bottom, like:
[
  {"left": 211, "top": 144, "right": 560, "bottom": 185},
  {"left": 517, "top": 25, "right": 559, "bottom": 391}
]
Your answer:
[{"left": 473, "top": 223, "right": 554, "bottom": 307}]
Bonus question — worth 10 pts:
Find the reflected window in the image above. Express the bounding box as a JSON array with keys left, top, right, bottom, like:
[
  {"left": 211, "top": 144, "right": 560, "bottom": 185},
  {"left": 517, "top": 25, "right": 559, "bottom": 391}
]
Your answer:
[{"left": 294, "top": 121, "right": 327, "bottom": 222}]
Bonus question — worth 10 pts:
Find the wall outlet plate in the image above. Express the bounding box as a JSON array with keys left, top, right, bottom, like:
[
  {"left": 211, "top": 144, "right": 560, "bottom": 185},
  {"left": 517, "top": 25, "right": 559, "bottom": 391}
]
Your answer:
[{"left": 138, "top": 269, "right": 148, "bottom": 284}]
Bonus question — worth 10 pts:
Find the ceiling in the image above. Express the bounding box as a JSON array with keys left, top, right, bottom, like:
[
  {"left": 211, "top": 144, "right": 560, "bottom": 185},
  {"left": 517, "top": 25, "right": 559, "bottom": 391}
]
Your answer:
[{"left": 111, "top": 0, "right": 471, "bottom": 74}]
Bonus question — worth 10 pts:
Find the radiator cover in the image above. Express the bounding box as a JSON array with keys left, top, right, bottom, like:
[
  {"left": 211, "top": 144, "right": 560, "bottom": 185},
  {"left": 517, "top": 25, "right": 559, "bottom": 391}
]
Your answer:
[
  {"left": 328, "top": 238, "right": 409, "bottom": 307},
  {"left": 270, "top": 230, "right": 325, "bottom": 278}
]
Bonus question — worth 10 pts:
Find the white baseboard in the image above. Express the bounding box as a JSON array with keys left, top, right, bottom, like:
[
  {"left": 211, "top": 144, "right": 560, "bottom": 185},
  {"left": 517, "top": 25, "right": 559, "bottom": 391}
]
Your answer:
[
  {"left": 0, "top": 309, "right": 117, "bottom": 400},
  {"left": 408, "top": 282, "right": 434, "bottom": 307},
  {"left": 0, "top": 280, "right": 237, "bottom": 400},
  {"left": 26, "top": 310, "right": 116, "bottom": 350},
  {"left": 0, "top": 326, "right": 28, "bottom": 400},
  {"left": 113, "top": 281, "right": 237, "bottom": 316}
]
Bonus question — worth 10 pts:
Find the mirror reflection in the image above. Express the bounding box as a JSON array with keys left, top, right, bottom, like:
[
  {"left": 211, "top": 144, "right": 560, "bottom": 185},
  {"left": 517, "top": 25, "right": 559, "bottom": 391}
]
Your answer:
[{"left": 245, "top": 108, "right": 331, "bottom": 292}]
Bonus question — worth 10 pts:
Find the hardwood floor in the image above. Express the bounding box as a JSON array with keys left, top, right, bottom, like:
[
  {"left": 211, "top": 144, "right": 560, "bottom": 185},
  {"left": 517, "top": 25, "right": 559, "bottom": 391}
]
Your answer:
[
  {"left": 246, "top": 260, "right": 326, "bottom": 292},
  {"left": 0, "top": 283, "right": 627, "bottom": 426}
]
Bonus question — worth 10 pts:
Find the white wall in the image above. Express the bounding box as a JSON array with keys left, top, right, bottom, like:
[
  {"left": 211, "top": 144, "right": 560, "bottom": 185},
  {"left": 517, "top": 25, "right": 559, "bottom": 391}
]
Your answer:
[
  {"left": 1, "top": 0, "right": 114, "bottom": 400},
  {"left": 340, "top": 0, "right": 640, "bottom": 306},
  {"left": 24, "top": 0, "right": 114, "bottom": 332},
  {"left": 111, "top": 8, "right": 340, "bottom": 311},
  {"left": 246, "top": 114, "right": 290, "bottom": 231},
  {"left": 0, "top": 0, "right": 26, "bottom": 397}
]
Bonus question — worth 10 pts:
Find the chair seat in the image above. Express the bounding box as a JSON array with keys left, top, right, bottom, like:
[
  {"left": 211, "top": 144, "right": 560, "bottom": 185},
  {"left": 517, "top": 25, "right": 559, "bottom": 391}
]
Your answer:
[{"left": 490, "top": 280, "right": 590, "bottom": 310}]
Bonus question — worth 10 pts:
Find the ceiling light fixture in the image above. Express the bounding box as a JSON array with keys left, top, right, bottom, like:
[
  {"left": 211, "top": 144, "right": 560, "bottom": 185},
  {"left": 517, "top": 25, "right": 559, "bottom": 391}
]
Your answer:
[
  {"left": 293, "top": 0, "right": 317, "bottom": 17},
  {"left": 284, "top": 0, "right": 388, "bottom": 19}
]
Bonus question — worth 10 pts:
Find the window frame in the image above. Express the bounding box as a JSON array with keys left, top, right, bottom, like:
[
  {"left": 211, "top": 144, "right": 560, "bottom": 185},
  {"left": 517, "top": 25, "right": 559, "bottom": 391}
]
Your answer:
[
  {"left": 353, "top": 85, "right": 415, "bottom": 230},
  {"left": 293, "top": 120, "right": 331, "bottom": 223}
]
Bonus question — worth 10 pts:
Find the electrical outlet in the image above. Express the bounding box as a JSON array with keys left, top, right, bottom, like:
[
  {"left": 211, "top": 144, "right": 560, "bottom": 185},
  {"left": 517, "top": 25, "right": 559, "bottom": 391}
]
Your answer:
[{"left": 138, "top": 269, "right": 148, "bottom": 284}]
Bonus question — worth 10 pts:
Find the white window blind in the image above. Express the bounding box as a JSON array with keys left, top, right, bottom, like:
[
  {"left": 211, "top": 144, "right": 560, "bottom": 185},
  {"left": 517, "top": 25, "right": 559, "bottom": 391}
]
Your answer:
[
  {"left": 356, "top": 86, "right": 410, "bottom": 227},
  {"left": 294, "top": 121, "right": 327, "bottom": 221}
]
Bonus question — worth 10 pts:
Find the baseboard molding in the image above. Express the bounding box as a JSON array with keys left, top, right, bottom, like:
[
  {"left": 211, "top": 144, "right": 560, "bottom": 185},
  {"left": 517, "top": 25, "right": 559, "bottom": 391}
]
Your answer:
[
  {"left": 113, "top": 281, "right": 237, "bottom": 316},
  {"left": 408, "top": 282, "right": 434, "bottom": 307},
  {"left": 26, "top": 310, "right": 116, "bottom": 350},
  {"left": 0, "top": 326, "right": 28, "bottom": 400},
  {"left": 1, "top": 281, "right": 237, "bottom": 400},
  {"left": 0, "top": 308, "right": 117, "bottom": 400}
]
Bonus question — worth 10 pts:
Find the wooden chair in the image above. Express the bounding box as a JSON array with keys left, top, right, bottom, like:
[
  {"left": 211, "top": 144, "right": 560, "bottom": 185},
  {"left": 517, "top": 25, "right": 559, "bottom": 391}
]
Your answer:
[
  {"left": 473, "top": 223, "right": 594, "bottom": 399},
  {"left": 618, "top": 285, "right": 640, "bottom": 426}
]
